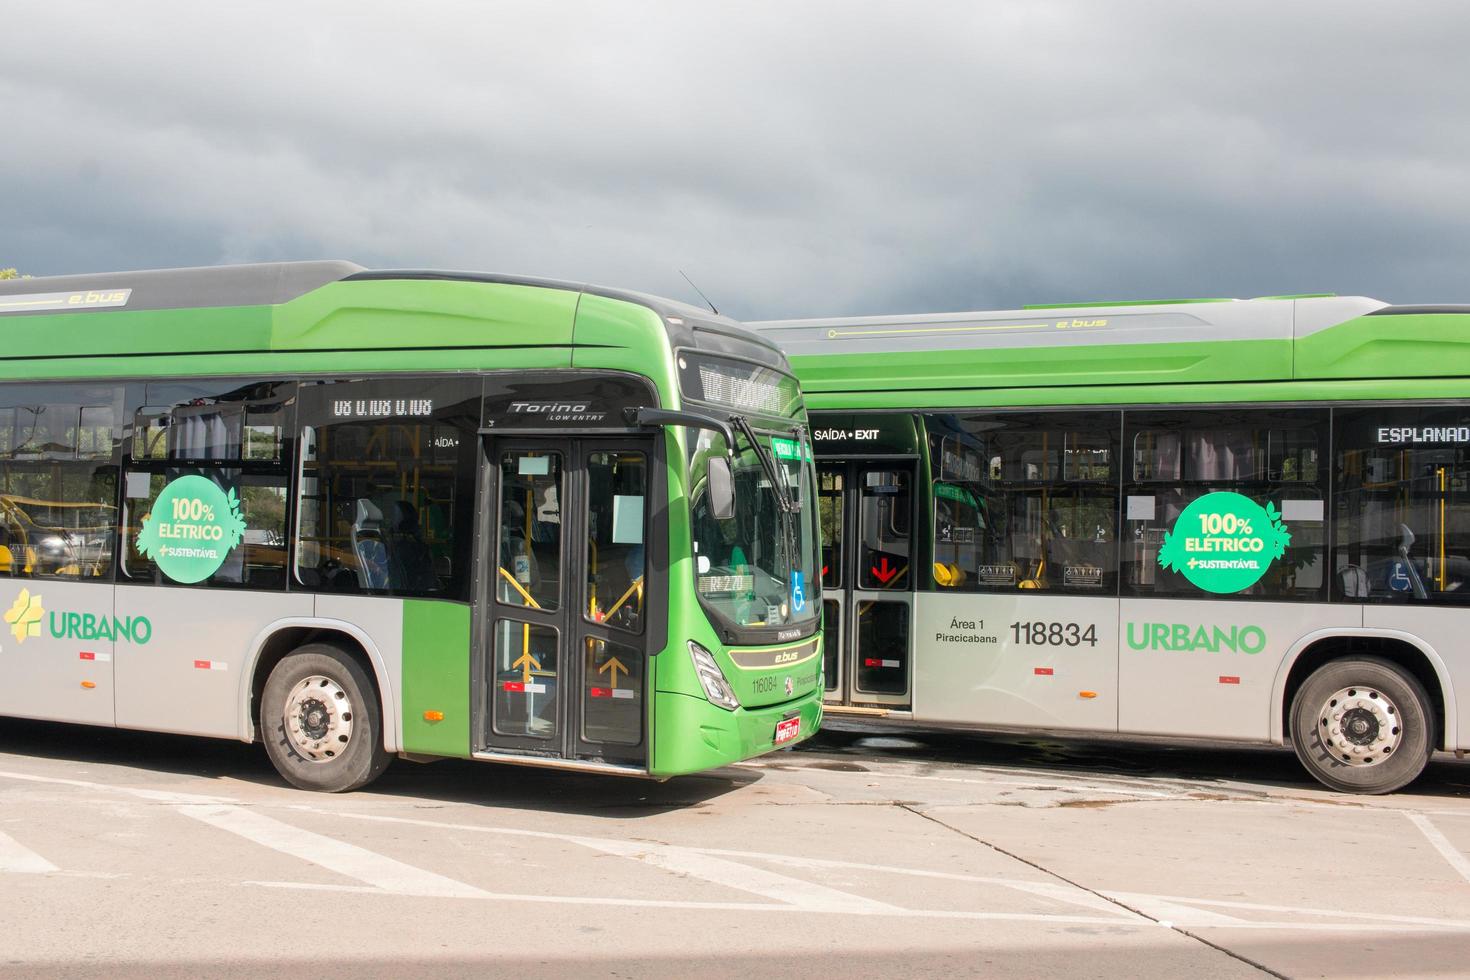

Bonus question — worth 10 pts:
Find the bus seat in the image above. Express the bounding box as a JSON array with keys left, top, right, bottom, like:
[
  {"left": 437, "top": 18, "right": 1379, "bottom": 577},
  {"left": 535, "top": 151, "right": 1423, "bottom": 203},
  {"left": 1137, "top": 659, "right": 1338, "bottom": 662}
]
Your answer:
[
  {"left": 1337, "top": 564, "right": 1369, "bottom": 598},
  {"left": 352, "top": 499, "right": 389, "bottom": 589},
  {"left": 386, "top": 501, "right": 439, "bottom": 592}
]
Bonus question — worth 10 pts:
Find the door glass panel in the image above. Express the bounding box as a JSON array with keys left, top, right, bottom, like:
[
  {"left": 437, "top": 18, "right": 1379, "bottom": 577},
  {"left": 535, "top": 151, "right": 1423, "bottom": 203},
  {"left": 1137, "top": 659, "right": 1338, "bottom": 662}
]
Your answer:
[
  {"left": 822, "top": 599, "right": 841, "bottom": 692},
  {"left": 819, "top": 467, "right": 843, "bottom": 588},
  {"left": 583, "top": 635, "right": 643, "bottom": 745},
  {"left": 855, "top": 601, "right": 908, "bottom": 695},
  {"left": 859, "top": 470, "right": 910, "bottom": 589},
  {"left": 585, "top": 451, "right": 646, "bottom": 632},
  {"left": 498, "top": 452, "right": 562, "bottom": 611},
  {"left": 492, "top": 619, "right": 558, "bottom": 739}
]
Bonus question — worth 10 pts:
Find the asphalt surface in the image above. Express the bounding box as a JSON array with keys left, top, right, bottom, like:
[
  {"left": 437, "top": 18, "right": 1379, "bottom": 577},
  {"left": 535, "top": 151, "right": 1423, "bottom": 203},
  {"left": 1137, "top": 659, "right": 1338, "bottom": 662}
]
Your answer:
[{"left": 4, "top": 716, "right": 1470, "bottom": 978}]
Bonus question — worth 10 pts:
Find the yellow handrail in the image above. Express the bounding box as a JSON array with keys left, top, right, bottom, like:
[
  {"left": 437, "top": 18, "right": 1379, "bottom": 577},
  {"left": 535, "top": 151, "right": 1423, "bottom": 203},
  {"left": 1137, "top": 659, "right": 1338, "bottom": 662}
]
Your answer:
[
  {"left": 604, "top": 576, "right": 645, "bottom": 620},
  {"left": 497, "top": 566, "right": 541, "bottom": 609}
]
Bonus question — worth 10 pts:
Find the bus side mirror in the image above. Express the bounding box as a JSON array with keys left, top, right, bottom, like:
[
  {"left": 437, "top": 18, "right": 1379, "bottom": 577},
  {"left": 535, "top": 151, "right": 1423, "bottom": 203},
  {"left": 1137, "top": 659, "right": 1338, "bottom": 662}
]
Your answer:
[{"left": 708, "top": 456, "right": 736, "bottom": 521}]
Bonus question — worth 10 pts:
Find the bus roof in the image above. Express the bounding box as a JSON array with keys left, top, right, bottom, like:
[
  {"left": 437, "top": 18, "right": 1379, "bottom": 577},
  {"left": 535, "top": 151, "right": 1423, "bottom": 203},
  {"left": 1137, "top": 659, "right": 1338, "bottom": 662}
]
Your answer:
[
  {"left": 0, "top": 260, "right": 784, "bottom": 377},
  {"left": 751, "top": 295, "right": 1470, "bottom": 399}
]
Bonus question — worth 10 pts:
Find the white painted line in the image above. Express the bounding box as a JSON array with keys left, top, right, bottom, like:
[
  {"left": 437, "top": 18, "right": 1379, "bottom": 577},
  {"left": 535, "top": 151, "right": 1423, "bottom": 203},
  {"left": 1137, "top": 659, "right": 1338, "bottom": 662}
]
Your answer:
[
  {"left": 0, "top": 769, "right": 233, "bottom": 804},
  {"left": 735, "top": 763, "right": 1179, "bottom": 799},
  {"left": 174, "top": 804, "right": 489, "bottom": 899},
  {"left": 575, "top": 837, "right": 901, "bottom": 914},
  {"left": 1121, "top": 890, "right": 1470, "bottom": 931},
  {"left": 1103, "top": 891, "right": 1248, "bottom": 926},
  {"left": 0, "top": 828, "right": 58, "bottom": 874},
  {"left": 1406, "top": 812, "right": 1470, "bottom": 885},
  {"left": 243, "top": 879, "right": 1126, "bottom": 922},
  {"left": 696, "top": 846, "right": 1142, "bottom": 920}
]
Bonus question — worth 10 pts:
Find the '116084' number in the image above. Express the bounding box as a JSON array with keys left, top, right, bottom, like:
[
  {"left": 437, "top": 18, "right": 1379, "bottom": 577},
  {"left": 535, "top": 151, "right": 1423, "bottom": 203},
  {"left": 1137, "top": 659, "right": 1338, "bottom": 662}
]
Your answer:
[{"left": 1010, "top": 621, "right": 1098, "bottom": 647}]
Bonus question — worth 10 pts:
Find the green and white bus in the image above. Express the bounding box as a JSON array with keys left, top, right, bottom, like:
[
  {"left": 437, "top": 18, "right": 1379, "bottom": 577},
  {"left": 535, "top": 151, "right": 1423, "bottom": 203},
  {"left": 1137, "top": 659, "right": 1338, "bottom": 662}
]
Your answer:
[
  {"left": 756, "top": 295, "right": 1470, "bottom": 793},
  {"left": 0, "top": 261, "right": 822, "bottom": 791}
]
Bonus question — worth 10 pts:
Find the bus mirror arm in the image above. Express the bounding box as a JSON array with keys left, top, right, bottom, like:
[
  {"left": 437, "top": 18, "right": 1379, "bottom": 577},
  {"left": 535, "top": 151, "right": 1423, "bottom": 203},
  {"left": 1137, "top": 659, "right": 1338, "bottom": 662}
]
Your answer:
[{"left": 626, "top": 407, "right": 736, "bottom": 452}]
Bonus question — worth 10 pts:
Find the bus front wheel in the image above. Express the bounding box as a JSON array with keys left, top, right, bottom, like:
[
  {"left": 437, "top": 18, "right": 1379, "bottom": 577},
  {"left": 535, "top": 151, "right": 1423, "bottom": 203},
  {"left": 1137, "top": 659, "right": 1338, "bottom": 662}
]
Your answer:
[
  {"left": 261, "top": 644, "right": 392, "bottom": 792},
  {"left": 1289, "top": 657, "right": 1433, "bottom": 794}
]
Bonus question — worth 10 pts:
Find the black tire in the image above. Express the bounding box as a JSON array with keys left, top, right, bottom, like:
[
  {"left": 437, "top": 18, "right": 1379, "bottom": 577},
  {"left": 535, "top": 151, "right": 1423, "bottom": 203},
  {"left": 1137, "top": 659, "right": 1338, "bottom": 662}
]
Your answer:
[
  {"left": 260, "top": 643, "right": 392, "bottom": 792},
  {"left": 1289, "top": 657, "right": 1434, "bottom": 794}
]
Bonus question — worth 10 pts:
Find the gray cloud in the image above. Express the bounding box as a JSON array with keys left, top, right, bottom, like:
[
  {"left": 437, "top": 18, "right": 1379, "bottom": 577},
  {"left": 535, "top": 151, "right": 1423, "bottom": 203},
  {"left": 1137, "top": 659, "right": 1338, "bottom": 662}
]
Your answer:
[{"left": 3, "top": 1, "right": 1468, "bottom": 320}]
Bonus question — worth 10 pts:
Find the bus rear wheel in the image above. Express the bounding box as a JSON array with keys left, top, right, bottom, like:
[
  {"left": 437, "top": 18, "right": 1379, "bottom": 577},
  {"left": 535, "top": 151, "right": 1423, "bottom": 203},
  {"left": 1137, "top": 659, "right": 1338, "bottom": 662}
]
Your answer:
[
  {"left": 261, "top": 644, "right": 392, "bottom": 792},
  {"left": 1289, "top": 657, "right": 1433, "bottom": 794}
]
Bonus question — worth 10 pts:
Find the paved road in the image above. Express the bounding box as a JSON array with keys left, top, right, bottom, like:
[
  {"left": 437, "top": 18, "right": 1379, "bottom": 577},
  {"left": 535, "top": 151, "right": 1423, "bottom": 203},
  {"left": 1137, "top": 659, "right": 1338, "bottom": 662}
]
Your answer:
[{"left": 3, "top": 717, "right": 1470, "bottom": 978}]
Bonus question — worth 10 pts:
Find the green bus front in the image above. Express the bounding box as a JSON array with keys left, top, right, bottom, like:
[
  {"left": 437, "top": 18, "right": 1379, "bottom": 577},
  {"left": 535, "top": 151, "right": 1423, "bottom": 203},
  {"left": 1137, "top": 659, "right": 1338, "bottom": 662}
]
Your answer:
[{"left": 0, "top": 263, "right": 822, "bottom": 789}]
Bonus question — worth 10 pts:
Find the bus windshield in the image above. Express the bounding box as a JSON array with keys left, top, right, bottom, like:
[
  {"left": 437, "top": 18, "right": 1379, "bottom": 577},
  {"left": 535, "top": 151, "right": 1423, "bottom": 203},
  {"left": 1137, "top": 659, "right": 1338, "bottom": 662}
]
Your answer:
[{"left": 688, "top": 426, "right": 819, "bottom": 637}]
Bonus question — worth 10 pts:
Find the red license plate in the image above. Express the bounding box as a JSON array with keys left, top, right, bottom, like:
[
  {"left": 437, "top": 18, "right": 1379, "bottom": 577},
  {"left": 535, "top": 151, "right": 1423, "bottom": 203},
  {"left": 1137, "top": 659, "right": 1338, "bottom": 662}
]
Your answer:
[{"left": 774, "top": 716, "right": 801, "bottom": 744}]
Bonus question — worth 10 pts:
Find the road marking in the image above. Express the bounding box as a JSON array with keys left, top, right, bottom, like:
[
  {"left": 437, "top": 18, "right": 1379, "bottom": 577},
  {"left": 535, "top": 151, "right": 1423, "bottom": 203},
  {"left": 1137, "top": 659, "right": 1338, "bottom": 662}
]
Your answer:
[
  {"left": 0, "top": 769, "right": 232, "bottom": 804},
  {"left": 696, "top": 846, "right": 1142, "bottom": 919},
  {"left": 736, "top": 761, "right": 1179, "bottom": 799},
  {"left": 174, "top": 804, "right": 489, "bottom": 899},
  {"left": 575, "top": 837, "right": 901, "bottom": 914},
  {"left": 0, "top": 828, "right": 58, "bottom": 873},
  {"left": 10, "top": 768, "right": 1470, "bottom": 929},
  {"left": 1122, "top": 891, "right": 1470, "bottom": 931},
  {"left": 1406, "top": 812, "right": 1470, "bottom": 885},
  {"left": 1103, "top": 891, "right": 1248, "bottom": 926}
]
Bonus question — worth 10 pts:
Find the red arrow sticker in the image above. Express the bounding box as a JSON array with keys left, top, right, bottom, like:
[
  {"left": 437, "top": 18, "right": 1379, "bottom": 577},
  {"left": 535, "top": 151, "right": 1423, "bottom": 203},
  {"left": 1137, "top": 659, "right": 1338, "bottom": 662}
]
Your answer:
[{"left": 870, "top": 557, "right": 898, "bottom": 584}]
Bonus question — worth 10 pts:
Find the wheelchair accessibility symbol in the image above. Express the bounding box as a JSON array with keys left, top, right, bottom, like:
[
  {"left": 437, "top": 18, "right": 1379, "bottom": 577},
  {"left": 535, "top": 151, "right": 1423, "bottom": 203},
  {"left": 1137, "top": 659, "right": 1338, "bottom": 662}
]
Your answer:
[
  {"left": 1389, "top": 560, "right": 1413, "bottom": 593},
  {"left": 790, "top": 571, "right": 806, "bottom": 613}
]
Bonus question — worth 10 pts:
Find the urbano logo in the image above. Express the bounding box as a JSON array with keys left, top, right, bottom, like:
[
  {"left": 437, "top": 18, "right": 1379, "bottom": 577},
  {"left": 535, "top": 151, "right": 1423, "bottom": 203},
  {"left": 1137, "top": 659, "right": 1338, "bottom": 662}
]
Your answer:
[
  {"left": 2, "top": 589, "right": 153, "bottom": 645},
  {"left": 1126, "top": 621, "right": 1266, "bottom": 655}
]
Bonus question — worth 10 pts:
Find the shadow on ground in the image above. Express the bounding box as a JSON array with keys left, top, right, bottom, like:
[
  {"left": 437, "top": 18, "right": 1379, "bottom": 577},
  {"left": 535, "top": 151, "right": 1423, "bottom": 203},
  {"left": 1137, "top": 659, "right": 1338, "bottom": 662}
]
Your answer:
[
  {"left": 796, "top": 719, "right": 1470, "bottom": 798},
  {"left": 0, "top": 716, "right": 757, "bottom": 818}
]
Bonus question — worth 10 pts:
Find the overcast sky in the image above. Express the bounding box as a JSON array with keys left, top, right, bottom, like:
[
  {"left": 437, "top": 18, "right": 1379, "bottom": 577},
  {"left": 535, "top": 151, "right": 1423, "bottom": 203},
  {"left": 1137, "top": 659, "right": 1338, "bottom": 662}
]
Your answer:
[{"left": 3, "top": 1, "right": 1469, "bottom": 320}]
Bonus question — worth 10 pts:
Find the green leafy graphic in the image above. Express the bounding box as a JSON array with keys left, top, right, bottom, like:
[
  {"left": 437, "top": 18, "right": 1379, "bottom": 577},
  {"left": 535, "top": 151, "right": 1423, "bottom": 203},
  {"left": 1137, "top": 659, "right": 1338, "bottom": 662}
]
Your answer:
[
  {"left": 1157, "top": 492, "right": 1291, "bottom": 594},
  {"left": 136, "top": 476, "right": 247, "bottom": 583}
]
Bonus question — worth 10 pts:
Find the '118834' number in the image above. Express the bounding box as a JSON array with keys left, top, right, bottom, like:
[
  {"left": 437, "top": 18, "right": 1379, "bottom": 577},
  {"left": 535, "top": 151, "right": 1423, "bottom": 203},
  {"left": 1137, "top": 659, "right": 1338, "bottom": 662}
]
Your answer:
[{"left": 1010, "top": 621, "right": 1098, "bottom": 647}]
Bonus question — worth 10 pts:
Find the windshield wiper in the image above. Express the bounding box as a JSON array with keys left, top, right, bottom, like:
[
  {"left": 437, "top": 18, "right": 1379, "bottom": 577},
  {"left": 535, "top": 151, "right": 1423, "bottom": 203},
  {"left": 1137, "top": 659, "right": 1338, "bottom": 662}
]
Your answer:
[{"left": 730, "top": 414, "right": 794, "bottom": 514}]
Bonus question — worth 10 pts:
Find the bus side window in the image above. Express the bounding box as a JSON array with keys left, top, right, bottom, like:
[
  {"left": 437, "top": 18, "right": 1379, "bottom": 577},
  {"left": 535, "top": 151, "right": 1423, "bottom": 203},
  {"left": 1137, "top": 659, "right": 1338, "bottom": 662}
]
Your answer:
[
  {"left": 1334, "top": 405, "right": 1470, "bottom": 603},
  {"left": 0, "top": 384, "right": 123, "bottom": 581},
  {"left": 121, "top": 380, "right": 292, "bottom": 590},
  {"left": 294, "top": 378, "right": 480, "bottom": 600},
  {"left": 1122, "top": 407, "right": 1326, "bottom": 600},
  {"left": 925, "top": 411, "right": 1118, "bottom": 595}
]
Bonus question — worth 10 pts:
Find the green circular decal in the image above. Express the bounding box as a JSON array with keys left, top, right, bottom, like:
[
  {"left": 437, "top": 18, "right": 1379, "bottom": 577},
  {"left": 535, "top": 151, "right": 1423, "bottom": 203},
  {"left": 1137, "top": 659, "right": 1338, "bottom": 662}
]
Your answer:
[
  {"left": 1157, "top": 491, "right": 1291, "bottom": 594},
  {"left": 136, "top": 475, "right": 248, "bottom": 584}
]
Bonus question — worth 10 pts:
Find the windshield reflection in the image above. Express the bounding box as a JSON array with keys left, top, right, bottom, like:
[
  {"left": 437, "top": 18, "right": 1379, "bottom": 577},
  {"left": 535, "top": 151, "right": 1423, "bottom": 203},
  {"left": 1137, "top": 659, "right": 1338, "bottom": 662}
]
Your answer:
[{"left": 688, "top": 427, "right": 819, "bottom": 635}]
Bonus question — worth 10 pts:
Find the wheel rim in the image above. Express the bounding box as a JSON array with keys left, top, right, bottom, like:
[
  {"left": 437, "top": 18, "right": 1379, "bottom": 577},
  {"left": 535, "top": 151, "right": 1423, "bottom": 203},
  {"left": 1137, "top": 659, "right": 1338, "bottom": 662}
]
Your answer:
[
  {"left": 1318, "top": 685, "right": 1402, "bottom": 767},
  {"left": 283, "top": 674, "right": 354, "bottom": 763}
]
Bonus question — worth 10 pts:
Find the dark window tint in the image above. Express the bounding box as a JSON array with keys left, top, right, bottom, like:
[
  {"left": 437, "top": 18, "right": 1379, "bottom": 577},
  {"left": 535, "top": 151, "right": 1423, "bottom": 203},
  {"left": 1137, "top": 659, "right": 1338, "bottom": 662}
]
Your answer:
[
  {"left": 295, "top": 378, "right": 479, "bottom": 599},
  {"left": 584, "top": 451, "right": 646, "bottom": 633},
  {"left": 926, "top": 412, "right": 1119, "bottom": 594},
  {"left": 499, "top": 451, "right": 563, "bottom": 612},
  {"left": 858, "top": 469, "right": 910, "bottom": 590},
  {"left": 1122, "top": 407, "right": 1327, "bottom": 600},
  {"left": 819, "top": 467, "right": 843, "bottom": 588},
  {"left": 122, "top": 381, "right": 293, "bottom": 590},
  {"left": 1334, "top": 405, "right": 1470, "bottom": 603},
  {"left": 0, "top": 384, "right": 122, "bottom": 580}
]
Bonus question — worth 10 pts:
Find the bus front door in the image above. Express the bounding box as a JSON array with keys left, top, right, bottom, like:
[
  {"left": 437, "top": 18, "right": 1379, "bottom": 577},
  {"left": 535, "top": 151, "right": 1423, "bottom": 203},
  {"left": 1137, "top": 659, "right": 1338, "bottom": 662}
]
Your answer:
[
  {"left": 821, "top": 460, "right": 915, "bottom": 710},
  {"left": 481, "top": 439, "right": 652, "bottom": 769}
]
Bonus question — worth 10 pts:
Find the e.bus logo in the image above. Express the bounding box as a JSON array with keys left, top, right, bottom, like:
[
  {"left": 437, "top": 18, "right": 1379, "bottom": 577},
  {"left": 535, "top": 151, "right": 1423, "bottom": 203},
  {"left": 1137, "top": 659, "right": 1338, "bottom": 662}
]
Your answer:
[{"left": 4, "top": 589, "right": 44, "bottom": 643}]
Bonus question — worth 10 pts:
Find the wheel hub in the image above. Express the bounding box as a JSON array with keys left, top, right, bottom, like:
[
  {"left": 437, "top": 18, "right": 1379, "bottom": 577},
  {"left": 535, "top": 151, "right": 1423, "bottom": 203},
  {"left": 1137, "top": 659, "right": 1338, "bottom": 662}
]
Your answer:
[
  {"left": 1319, "top": 686, "right": 1400, "bottom": 767},
  {"left": 283, "top": 675, "right": 354, "bottom": 763}
]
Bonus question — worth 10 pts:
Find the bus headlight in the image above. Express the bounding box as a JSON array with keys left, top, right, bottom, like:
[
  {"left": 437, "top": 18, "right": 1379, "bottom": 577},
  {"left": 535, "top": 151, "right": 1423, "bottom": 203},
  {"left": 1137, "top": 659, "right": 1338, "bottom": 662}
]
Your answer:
[{"left": 688, "top": 641, "right": 740, "bottom": 711}]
